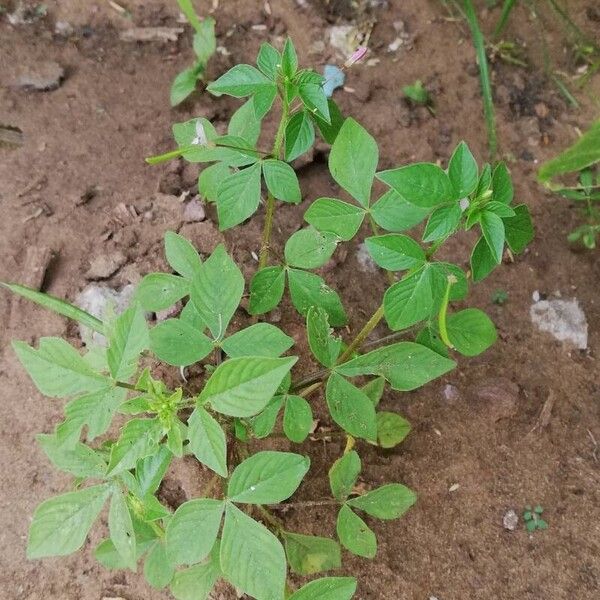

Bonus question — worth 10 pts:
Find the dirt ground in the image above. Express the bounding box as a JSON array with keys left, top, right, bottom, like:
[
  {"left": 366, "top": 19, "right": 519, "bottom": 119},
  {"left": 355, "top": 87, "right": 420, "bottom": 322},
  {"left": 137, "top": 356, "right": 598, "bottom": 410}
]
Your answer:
[{"left": 1, "top": 1, "right": 600, "bottom": 599}]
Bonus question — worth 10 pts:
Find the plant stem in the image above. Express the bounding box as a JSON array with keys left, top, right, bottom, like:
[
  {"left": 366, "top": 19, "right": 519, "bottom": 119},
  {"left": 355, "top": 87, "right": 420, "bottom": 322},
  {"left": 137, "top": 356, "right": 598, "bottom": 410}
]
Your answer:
[
  {"left": 463, "top": 0, "right": 497, "bottom": 158},
  {"left": 258, "top": 98, "right": 289, "bottom": 269},
  {"left": 337, "top": 303, "right": 385, "bottom": 365},
  {"left": 115, "top": 380, "right": 139, "bottom": 391}
]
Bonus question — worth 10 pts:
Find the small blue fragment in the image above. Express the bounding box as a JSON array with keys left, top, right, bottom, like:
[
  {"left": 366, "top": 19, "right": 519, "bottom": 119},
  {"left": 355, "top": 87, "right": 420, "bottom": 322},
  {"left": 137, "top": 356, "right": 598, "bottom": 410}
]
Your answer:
[{"left": 322, "top": 64, "right": 345, "bottom": 98}]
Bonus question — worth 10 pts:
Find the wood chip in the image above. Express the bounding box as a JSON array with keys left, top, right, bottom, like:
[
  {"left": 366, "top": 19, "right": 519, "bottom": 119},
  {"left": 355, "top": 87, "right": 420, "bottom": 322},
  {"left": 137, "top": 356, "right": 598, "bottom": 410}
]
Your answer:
[
  {"left": 21, "top": 246, "right": 55, "bottom": 290},
  {"left": 529, "top": 390, "right": 556, "bottom": 433},
  {"left": 119, "top": 27, "right": 184, "bottom": 43}
]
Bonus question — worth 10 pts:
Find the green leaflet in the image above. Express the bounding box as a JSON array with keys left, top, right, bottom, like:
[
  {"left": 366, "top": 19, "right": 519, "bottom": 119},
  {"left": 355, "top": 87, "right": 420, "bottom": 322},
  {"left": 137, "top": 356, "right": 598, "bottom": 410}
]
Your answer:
[
  {"left": 262, "top": 159, "right": 302, "bottom": 203},
  {"left": 198, "top": 162, "right": 230, "bottom": 202},
  {"left": 470, "top": 236, "right": 497, "bottom": 282},
  {"left": 285, "top": 110, "right": 315, "bottom": 162},
  {"left": 256, "top": 42, "right": 281, "bottom": 80},
  {"left": 13, "top": 337, "right": 109, "bottom": 398},
  {"left": 221, "top": 323, "right": 294, "bottom": 358},
  {"left": 282, "top": 38, "right": 298, "bottom": 78},
  {"left": 337, "top": 342, "right": 456, "bottom": 391},
  {"left": 164, "top": 231, "right": 203, "bottom": 280},
  {"left": 313, "top": 98, "right": 345, "bottom": 144},
  {"left": 107, "top": 306, "right": 148, "bottom": 381},
  {"left": 199, "top": 356, "right": 297, "bottom": 417},
  {"left": 347, "top": 483, "right": 417, "bottom": 520},
  {"left": 149, "top": 319, "right": 213, "bottom": 367},
  {"left": 503, "top": 204, "right": 534, "bottom": 253},
  {"left": 329, "top": 118, "right": 378, "bottom": 207},
  {"left": 306, "top": 306, "right": 341, "bottom": 368},
  {"left": 365, "top": 234, "right": 426, "bottom": 271},
  {"left": 173, "top": 118, "right": 217, "bottom": 147},
  {"left": 0, "top": 282, "right": 104, "bottom": 333},
  {"left": 283, "top": 532, "right": 341, "bottom": 575},
  {"left": 106, "top": 418, "right": 162, "bottom": 476},
  {"left": 329, "top": 450, "right": 361, "bottom": 502},
  {"left": 538, "top": 119, "right": 600, "bottom": 187},
  {"left": 299, "top": 82, "right": 330, "bottom": 123},
  {"left": 207, "top": 64, "right": 273, "bottom": 97},
  {"left": 228, "top": 98, "right": 262, "bottom": 146},
  {"left": 480, "top": 210, "right": 505, "bottom": 264},
  {"left": 288, "top": 577, "right": 357, "bottom": 600},
  {"left": 28, "top": 484, "right": 111, "bottom": 558},
  {"left": 170, "top": 66, "right": 201, "bottom": 107},
  {"left": 228, "top": 450, "right": 310, "bottom": 503},
  {"left": 248, "top": 266, "right": 286, "bottom": 315},
  {"left": 217, "top": 162, "right": 262, "bottom": 230},
  {"left": 304, "top": 197, "right": 365, "bottom": 241},
  {"left": 136, "top": 446, "right": 173, "bottom": 497},
  {"left": 283, "top": 395, "right": 313, "bottom": 443},
  {"left": 165, "top": 498, "right": 224, "bottom": 566},
  {"left": 361, "top": 377, "right": 386, "bottom": 407},
  {"left": 370, "top": 189, "right": 430, "bottom": 232},
  {"left": 64, "top": 387, "right": 127, "bottom": 441},
  {"left": 446, "top": 308, "right": 497, "bottom": 356},
  {"left": 337, "top": 504, "right": 377, "bottom": 558},
  {"left": 325, "top": 373, "right": 377, "bottom": 442},
  {"left": 448, "top": 141, "right": 478, "bottom": 198},
  {"left": 135, "top": 273, "right": 189, "bottom": 312},
  {"left": 249, "top": 395, "right": 285, "bottom": 439},
  {"left": 383, "top": 265, "right": 446, "bottom": 330},
  {"left": 491, "top": 162, "right": 514, "bottom": 204},
  {"left": 37, "top": 433, "right": 106, "bottom": 478},
  {"left": 220, "top": 503, "right": 287, "bottom": 600},
  {"left": 285, "top": 226, "right": 339, "bottom": 269},
  {"left": 377, "top": 162, "right": 455, "bottom": 208},
  {"left": 190, "top": 244, "right": 244, "bottom": 340},
  {"left": 109, "top": 487, "right": 137, "bottom": 570},
  {"left": 376, "top": 412, "right": 411, "bottom": 448},
  {"left": 144, "top": 540, "right": 175, "bottom": 589},
  {"left": 288, "top": 269, "right": 347, "bottom": 327},
  {"left": 188, "top": 407, "right": 228, "bottom": 477},
  {"left": 192, "top": 17, "right": 216, "bottom": 65},
  {"left": 170, "top": 546, "right": 221, "bottom": 600},
  {"left": 422, "top": 203, "right": 462, "bottom": 243}
]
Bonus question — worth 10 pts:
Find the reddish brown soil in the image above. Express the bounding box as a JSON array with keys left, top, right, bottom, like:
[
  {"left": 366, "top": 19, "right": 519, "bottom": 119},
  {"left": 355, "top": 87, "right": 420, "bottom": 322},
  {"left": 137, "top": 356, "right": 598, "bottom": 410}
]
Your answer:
[{"left": 1, "top": 1, "right": 600, "bottom": 599}]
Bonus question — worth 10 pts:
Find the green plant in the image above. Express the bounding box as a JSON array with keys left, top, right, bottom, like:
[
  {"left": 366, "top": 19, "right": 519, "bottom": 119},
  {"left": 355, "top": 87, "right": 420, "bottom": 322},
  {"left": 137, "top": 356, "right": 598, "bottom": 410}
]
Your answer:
[
  {"left": 492, "top": 289, "right": 508, "bottom": 305},
  {"left": 2, "top": 38, "right": 533, "bottom": 600},
  {"left": 170, "top": 0, "right": 216, "bottom": 106},
  {"left": 538, "top": 120, "right": 600, "bottom": 248},
  {"left": 523, "top": 504, "right": 548, "bottom": 532},
  {"left": 402, "top": 80, "right": 435, "bottom": 114}
]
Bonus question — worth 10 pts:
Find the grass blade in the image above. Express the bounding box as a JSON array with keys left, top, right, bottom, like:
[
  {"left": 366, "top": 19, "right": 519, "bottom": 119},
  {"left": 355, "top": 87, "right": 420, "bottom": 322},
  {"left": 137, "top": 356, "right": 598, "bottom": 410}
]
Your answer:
[
  {"left": 494, "top": 0, "right": 518, "bottom": 39},
  {"left": 463, "top": 0, "right": 497, "bottom": 158},
  {"left": 1, "top": 282, "right": 105, "bottom": 334}
]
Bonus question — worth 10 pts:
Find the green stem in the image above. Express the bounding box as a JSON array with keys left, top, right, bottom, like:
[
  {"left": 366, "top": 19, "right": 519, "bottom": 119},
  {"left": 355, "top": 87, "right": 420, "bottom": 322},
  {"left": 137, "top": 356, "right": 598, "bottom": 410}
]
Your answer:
[
  {"left": 463, "top": 0, "right": 497, "bottom": 158},
  {"left": 258, "top": 98, "right": 289, "bottom": 269},
  {"left": 115, "top": 380, "right": 139, "bottom": 391},
  {"left": 337, "top": 304, "right": 385, "bottom": 365}
]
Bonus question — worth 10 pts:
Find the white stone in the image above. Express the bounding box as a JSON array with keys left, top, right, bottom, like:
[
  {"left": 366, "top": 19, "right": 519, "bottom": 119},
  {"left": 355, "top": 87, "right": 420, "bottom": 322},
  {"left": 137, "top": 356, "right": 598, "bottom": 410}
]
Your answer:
[
  {"left": 356, "top": 243, "right": 377, "bottom": 273},
  {"left": 530, "top": 298, "right": 588, "bottom": 349}
]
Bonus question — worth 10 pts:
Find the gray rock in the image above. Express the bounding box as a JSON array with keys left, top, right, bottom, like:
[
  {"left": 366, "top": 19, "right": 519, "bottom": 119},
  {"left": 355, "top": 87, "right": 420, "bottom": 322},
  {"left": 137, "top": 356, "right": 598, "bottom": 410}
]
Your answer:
[
  {"left": 356, "top": 243, "right": 377, "bottom": 273},
  {"left": 85, "top": 251, "right": 127, "bottom": 280},
  {"left": 75, "top": 283, "right": 135, "bottom": 345},
  {"left": 530, "top": 297, "right": 588, "bottom": 349},
  {"left": 503, "top": 509, "right": 519, "bottom": 531},
  {"left": 14, "top": 61, "right": 64, "bottom": 91},
  {"left": 183, "top": 198, "right": 206, "bottom": 223}
]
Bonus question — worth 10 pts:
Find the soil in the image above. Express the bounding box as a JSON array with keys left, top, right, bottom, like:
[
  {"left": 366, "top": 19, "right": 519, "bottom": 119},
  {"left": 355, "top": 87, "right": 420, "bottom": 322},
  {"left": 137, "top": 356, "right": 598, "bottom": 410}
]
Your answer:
[{"left": 1, "top": 1, "right": 600, "bottom": 599}]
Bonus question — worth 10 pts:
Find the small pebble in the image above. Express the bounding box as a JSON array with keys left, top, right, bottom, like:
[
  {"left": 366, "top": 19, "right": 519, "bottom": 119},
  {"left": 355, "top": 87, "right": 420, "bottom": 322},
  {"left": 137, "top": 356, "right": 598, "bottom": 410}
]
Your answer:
[{"left": 503, "top": 509, "right": 519, "bottom": 531}]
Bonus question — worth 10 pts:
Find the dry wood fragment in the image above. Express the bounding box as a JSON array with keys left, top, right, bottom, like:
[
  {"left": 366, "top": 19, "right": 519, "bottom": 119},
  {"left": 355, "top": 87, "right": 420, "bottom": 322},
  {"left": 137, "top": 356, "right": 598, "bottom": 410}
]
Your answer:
[
  {"left": 529, "top": 390, "right": 556, "bottom": 433},
  {"left": 119, "top": 27, "right": 184, "bottom": 43}
]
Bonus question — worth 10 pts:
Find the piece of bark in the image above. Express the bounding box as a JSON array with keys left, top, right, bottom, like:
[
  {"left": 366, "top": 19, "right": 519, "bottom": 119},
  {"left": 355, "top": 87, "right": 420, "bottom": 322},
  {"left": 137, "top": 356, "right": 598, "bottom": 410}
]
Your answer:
[
  {"left": 21, "top": 246, "right": 55, "bottom": 290},
  {"left": 119, "top": 27, "right": 184, "bottom": 42}
]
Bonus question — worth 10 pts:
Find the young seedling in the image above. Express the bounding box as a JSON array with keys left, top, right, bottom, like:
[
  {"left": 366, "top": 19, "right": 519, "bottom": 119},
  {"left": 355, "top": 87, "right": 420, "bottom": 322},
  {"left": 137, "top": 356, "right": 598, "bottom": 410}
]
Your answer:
[
  {"left": 170, "top": 0, "right": 216, "bottom": 106},
  {"left": 2, "top": 38, "right": 533, "bottom": 600},
  {"left": 492, "top": 289, "right": 508, "bottom": 305},
  {"left": 402, "top": 79, "right": 435, "bottom": 114},
  {"left": 539, "top": 120, "right": 600, "bottom": 249},
  {"left": 523, "top": 505, "right": 548, "bottom": 532}
]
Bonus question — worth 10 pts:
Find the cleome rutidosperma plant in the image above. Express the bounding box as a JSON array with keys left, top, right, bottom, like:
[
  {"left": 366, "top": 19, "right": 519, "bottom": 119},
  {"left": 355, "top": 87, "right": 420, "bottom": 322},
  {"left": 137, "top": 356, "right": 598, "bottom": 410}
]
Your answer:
[{"left": 2, "top": 39, "right": 533, "bottom": 600}]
